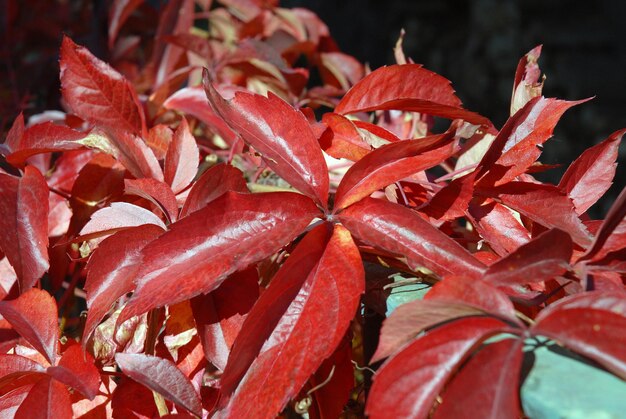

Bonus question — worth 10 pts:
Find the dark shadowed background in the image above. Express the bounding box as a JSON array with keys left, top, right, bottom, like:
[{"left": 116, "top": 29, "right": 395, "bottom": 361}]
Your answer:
[{"left": 2, "top": 0, "right": 625, "bottom": 217}]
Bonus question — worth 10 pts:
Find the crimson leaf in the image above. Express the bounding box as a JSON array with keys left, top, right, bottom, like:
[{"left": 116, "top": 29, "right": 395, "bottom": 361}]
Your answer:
[
  {"left": 0, "top": 289, "right": 57, "bottom": 365},
  {"left": 219, "top": 224, "right": 364, "bottom": 418},
  {"left": 115, "top": 353, "right": 202, "bottom": 416},
  {"left": 559, "top": 129, "right": 624, "bottom": 215},
  {"left": 335, "top": 64, "right": 491, "bottom": 126},
  {"left": 366, "top": 317, "right": 508, "bottom": 419},
  {"left": 0, "top": 167, "right": 49, "bottom": 291},
  {"left": 333, "top": 132, "right": 457, "bottom": 211},
  {"left": 118, "top": 192, "right": 321, "bottom": 324},
  {"left": 204, "top": 70, "right": 329, "bottom": 208},
  {"left": 60, "top": 36, "right": 146, "bottom": 137},
  {"left": 338, "top": 198, "right": 486, "bottom": 279},
  {"left": 483, "top": 228, "right": 572, "bottom": 285}
]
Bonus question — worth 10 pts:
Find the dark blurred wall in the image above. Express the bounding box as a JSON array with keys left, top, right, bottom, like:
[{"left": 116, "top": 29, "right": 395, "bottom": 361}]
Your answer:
[{"left": 286, "top": 0, "right": 626, "bottom": 217}]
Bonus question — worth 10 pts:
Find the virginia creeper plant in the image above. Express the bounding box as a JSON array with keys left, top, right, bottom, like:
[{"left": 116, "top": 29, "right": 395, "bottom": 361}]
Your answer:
[{"left": 0, "top": 1, "right": 625, "bottom": 418}]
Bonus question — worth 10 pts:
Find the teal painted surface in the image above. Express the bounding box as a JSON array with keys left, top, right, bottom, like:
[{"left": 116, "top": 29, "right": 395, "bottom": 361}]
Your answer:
[
  {"left": 385, "top": 276, "right": 431, "bottom": 316},
  {"left": 521, "top": 340, "right": 626, "bottom": 419}
]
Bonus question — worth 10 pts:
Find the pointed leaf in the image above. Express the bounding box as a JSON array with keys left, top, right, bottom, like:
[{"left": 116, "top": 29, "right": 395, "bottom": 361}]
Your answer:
[
  {"left": 204, "top": 70, "right": 329, "bottom": 207},
  {"left": 0, "top": 289, "right": 57, "bottom": 364},
  {"left": 321, "top": 112, "right": 372, "bottom": 161},
  {"left": 374, "top": 276, "right": 519, "bottom": 362},
  {"left": 83, "top": 224, "right": 164, "bottom": 345},
  {"left": 115, "top": 353, "right": 202, "bottom": 416},
  {"left": 425, "top": 276, "right": 519, "bottom": 321},
  {"left": 163, "top": 87, "right": 239, "bottom": 146},
  {"left": 190, "top": 268, "right": 259, "bottom": 371},
  {"left": 125, "top": 178, "right": 179, "bottom": 223},
  {"left": 335, "top": 64, "right": 491, "bottom": 126},
  {"left": 118, "top": 192, "right": 320, "bottom": 324},
  {"left": 421, "top": 171, "right": 476, "bottom": 221},
  {"left": 0, "top": 354, "right": 46, "bottom": 385},
  {"left": 373, "top": 301, "right": 484, "bottom": 363},
  {"left": 164, "top": 118, "right": 200, "bottom": 194},
  {"left": 366, "top": 317, "right": 508, "bottom": 419},
  {"left": 559, "top": 129, "right": 624, "bottom": 215},
  {"left": 484, "top": 229, "right": 572, "bottom": 285},
  {"left": 338, "top": 198, "right": 485, "bottom": 279},
  {"left": 219, "top": 223, "right": 332, "bottom": 395},
  {"left": 5, "top": 122, "right": 87, "bottom": 167},
  {"left": 580, "top": 185, "right": 626, "bottom": 262},
  {"left": 488, "top": 182, "right": 591, "bottom": 247},
  {"left": 60, "top": 36, "right": 146, "bottom": 137},
  {"left": 79, "top": 202, "right": 167, "bottom": 241},
  {"left": 14, "top": 376, "right": 73, "bottom": 419},
  {"left": 467, "top": 200, "right": 531, "bottom": 256},
  {"left": 180, "top": 163, "right": 248, "bottom": 217},
  {"left": 434, "top": 339, "right": 524, "bottom": 419},
  {"left": 533, "top": 292, "right": 626, "bottom": 380},
  {"left": 477, "top": 97, "right": 584, "bottom": 186},
  {"left": 47, "top": 345, "right": 100, "bottom": 400},
  {"left": 510, "top": 45, "right": 544, "bottom": 115},
  {"left": 108, "top": 0, "right": 144, "bottom": 49},
  {"left": 0, "top": 167, "right": 49, "bottom": 290},
  {"left": 334, "top": 133, "right": 458, "bottom": 210},
  {"left": 220, "top": 224, "right": 364, "bottom": 418}
]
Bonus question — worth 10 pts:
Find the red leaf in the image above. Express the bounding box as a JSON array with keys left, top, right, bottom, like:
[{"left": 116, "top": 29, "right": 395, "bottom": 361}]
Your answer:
[
  {"left": 108, "top": 131, "right": 164, "bottom": 181},
  {"left": 83, "top": 225, "right": 164, "bottom": 345},
  {"left": 334, "top": 133, "right": 457, "bottom": 211},
  {"left": 488, "top": 182, "right": 591, "bottom": 247},
  {"left": 372, "top": 301, "right": 484, "bottom": 363},
  {"left": 111, "top": 377, "right": 162, "bottom": 417},
  {"left": 483, "top": 229, "right": 572, "bottom": 285},
  {"left": 434, "top": 339, "right": 524, "bottom": 419},
  {"left": 79, "top": 202, "right": 167, "bottom": 240},
  {"left": 219, "top": 224, "right": 364, "bottom": 418},
  {"left": 580, "top": 185, "right": 626, "bottom": 262},
  {"left": 307, "top": 335, "right": 354, "bottom": 419},
  {"left": 115, "top": 353, "right": 202, "bottom": 416},
  {"left": 46, "top": 345, "right": 100, "bottom": 400},
  {"left": 335, "top": 64, "right": 491, "bottom": 126},
  {"left": 373, "top": 276, "right": 519, "bottom": 362},
  {"left": 425, "top": 276, "right": 519, "bottom": 321},
  {"left": 190, "top": 268, "right": 259, "bottom": 371},
  {"left": 219, "top": 223, "right": 332, "bottom": 395},
  {"left": 421, "top": 171, "right": 476, "bottom": 221},
  {"left": 163, "top": 87, "right": 239, "bottom": 146},
  {"left": 5, "top": 122, "right": 87, "bottom": 167},
  {"left": 180, "top": 163, "right": 248, "bottom": 217},
  {"left": 320, "top": 112, "right": 372, "bottom": 161},
  {"left": 67, "top": 153, "right": 125, "bottom": 237},
  {"left": 476, "top": 97, "right": 584, "bottom": 186},
  {"left": 118, "top": 192, "right": 320, "bottom": 324},
  {"left": 0, "top": 354, "right": 46, "bottom": 383},
  {"left": 366, "top": 317, "right": 507, "bottom": 419},
  {"left": 14, "top": 376, "right": 72, "bottom": 419},
  {"left": 532, "top": 292, "right": 626, "bottom": 380},
  {"left": 510, "top": 45, "right": 544, "bottom": 115},
  {"left": 60, "top": 36, "right": 146, "bottom": 137},
  {"left": 146, "top": 124, "right": 173, "bottom": 160},
  {"left": 0, "top": 384, "right": 32, "bottom": 417},
  {"left": 466, "top": 200, "right": 531, "bottom": 256},
  {"left": 0, "top": 167, "right": 49, "bottom": 290},
  {"left": 0, "top": 289, "right": 57, "bottom": 365},
  {"left": 2, "top": 113, "right": 25, "bottom": 154},
  {"left": 108, "top": 0, "right": 144, "bottom": 49},
  {"left": 338, "top": 198, "right": 485, "bottom": 279},
  {"left": 125, "top": 178, "right": 179, "bottom": 223},
  {"left": 204, "top": 70, "right": 329, "bottom": 207},
  {"left": 559, "top": 129, "right": 624, "bottom": 215},
  {"left": 164, "top": 118, "right": 200, "bottom": 194}
]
